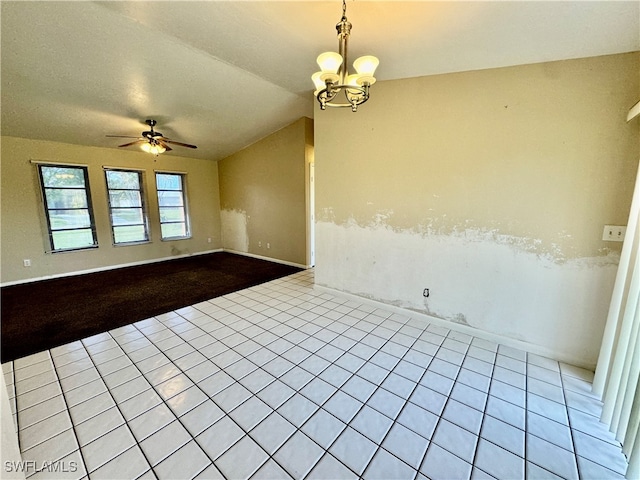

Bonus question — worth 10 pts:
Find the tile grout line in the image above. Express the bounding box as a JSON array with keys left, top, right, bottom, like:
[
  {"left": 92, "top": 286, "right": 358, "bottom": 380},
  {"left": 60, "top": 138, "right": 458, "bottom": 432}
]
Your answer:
[
  {"left": 153, "top": 284, "right": 306, "bottom": 476},
  {"left": 325, "top": 316, "right": 485, "bottom": 474},
  {"left": 465, "top": 338, "right": 494, "bottom": 479},
  {"left": 526, "top": 355, "right": 601, "bottom": 479},
  {"left": 119, "top": 323, "right": 229, "bottom": 479},
  {"left": 411, "top": 331, "right": 475, "bottom": 479},
  {"left": 418, "top": 340, "right": 545, "bottom": 479},
  {"left": 296, "top": 311, "right": 425, "bottom": 478},
  {"left": 184, "top": 292, "right": 327, "bottom": 478},
  {"left": 524, "top": 351, "right": 529, "bottom": 480},
  {"left": 351, "top": 318, "right": 439, "bottom": 479},
  {"left": 133, "top": 284, "right": 347, "bottom": 478},
  {"left": 525, "top": 357, "right": 578, "bottom": 479},
  {"left": 195, "top": 286, "right": 420, "bottom": 478},
  {"left": 13, "top": 355, "right": 85, "bottom": 470},
  {"left": 11, "top": 362, "right": 22, "bottom": 453},
  {"left": 266, "top": 302, "right": 401, "bottom": 477},
  {"left": 560, "top": 363, "right": 583, "bottom": 479},
  {"left": 46, "top": 350, "right": 89, "bottom": 480},
  {"left": 221, "top": 276, "right": 370, "bottom": 477},
  {"left": 77, "top": 339, "right": 158, "bottom": 479},
  {"left": 224, "top": 289, "right": 398, "bottom": 478},
  {"left": 245, "top": 294, "right": 509, "bottom": 478}
]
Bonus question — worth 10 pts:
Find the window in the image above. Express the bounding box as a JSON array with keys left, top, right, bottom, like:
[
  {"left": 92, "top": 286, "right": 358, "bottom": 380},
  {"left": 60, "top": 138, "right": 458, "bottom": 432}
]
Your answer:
[
  {"left": 38, "top": 164, "right": 98, "bottom": 252},
  {"left": 105, "top": 169, "right": 149, "bottom": 244},
  {"left": 156, "top": 172, "right": 190, "bottom": 240}
]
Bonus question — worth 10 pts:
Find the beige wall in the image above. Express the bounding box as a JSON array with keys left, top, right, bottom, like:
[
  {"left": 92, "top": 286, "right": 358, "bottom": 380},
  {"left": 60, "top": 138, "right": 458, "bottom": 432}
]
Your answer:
[
  {"left": 218, "top": 117, "right": 312, "bottom": 267},
  {"left": 314, "top": 53, "right": 640, "bottom": 368},
  {"left": 1, "top": 137, "right": 222, "bottom": 284}
]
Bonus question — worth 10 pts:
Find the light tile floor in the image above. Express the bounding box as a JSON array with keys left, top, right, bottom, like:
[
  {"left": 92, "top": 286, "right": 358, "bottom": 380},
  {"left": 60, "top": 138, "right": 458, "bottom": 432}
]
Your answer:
[{"left": 3, "top": 270, "right": 629, "bottom": 479}]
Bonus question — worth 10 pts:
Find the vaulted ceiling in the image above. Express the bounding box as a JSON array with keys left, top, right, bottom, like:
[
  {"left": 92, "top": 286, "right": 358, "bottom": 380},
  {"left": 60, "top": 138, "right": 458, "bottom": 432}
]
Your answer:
[{"left": 2, "top": 1, "right": 638, "bottom": 161}]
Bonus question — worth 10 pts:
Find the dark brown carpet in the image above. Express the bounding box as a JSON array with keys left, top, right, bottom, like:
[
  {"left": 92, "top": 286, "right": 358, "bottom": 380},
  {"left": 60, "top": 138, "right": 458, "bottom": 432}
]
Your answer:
[{"left": 1, "top": 252, "right": 302, "bottom": 362}]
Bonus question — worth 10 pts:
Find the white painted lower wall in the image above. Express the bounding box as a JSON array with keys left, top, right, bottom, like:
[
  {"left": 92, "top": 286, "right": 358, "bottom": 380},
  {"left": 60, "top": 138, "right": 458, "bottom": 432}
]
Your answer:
[{"left": 315, "top": 221, "right": 618, "bottom": 369}]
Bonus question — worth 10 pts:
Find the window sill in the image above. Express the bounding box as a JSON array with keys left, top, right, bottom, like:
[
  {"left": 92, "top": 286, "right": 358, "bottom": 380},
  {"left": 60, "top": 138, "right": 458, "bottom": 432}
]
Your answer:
[
  {"left": 50, "top": 245, "right": 99, "bottom": 254},
  {"left": 161, "top": 236, "right": 192, "bottom": 242},
  {"left": 113, "top": 240, "right": 152, "bottom": 247}
]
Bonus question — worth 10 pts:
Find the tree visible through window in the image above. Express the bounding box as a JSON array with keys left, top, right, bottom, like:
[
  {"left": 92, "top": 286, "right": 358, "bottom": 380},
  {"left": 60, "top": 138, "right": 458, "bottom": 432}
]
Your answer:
[
  {"left": 156, "top": 173, "right": 190, "bottom": 240},
  {"left": 105, "top": 169, "right": 149, "bottom": 244},
  {"left": 38, "top": 165, "right": 98, "bottom": 252}
]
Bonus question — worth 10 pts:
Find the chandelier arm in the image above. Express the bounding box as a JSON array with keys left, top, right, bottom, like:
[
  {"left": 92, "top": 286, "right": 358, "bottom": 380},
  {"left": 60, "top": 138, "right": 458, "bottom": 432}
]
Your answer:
[
  {"left": 320, "top": 83, "right": 368, "bottom": 97},
  {"left": 316, "top": 83, "right": 370, "bottom": 110}
]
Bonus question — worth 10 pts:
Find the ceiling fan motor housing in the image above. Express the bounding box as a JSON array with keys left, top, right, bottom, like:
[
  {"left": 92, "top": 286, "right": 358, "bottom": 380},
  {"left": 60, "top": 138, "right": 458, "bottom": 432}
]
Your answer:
[{"left": 143, "top": 119, "right": 162, "bottom": 138}]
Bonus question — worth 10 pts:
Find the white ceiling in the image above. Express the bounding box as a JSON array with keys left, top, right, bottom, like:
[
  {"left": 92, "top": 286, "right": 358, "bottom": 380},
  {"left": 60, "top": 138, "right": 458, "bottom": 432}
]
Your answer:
[{"left": 2, "top": 1, "right": 638, "bottom": 161}]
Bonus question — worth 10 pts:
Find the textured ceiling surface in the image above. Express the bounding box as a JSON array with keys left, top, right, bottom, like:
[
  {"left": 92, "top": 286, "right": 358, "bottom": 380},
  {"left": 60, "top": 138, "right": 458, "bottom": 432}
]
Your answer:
[{"left": 2, "top": 1, "right": 638, "bottom": 161}]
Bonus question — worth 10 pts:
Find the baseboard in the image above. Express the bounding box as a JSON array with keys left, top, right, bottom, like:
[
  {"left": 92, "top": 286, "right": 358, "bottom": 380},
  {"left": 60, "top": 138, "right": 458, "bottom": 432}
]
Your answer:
[
  {"left": 314, "top": 284, "right": 596, "bottom": 371},
  {"left": 222, "top": 249, "right": 310, "bottom": 269},
  {"left": 0, "top": 249, "right": 224, "bottom": 287}
]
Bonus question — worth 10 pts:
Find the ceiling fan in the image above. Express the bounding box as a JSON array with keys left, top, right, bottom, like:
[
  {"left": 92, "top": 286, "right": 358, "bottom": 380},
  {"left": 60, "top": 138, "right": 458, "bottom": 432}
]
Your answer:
[{"left": 106, "top": 119, "right": 197, "bottom": 155}]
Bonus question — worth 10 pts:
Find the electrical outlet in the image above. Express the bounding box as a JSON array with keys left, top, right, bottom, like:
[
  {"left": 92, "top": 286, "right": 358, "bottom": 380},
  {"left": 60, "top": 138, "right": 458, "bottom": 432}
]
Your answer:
[
  {"left": 267, "top": 243, "right": 271, "bottom": 249},
  {"left": 207, "top": 237, "right": 212, "bottom": 243},
  {"left": 423, "top": 288, "right": 430, "bottom": 298},
  {"left": 258, "top": 241, "right": 262, "bottom": 248},
  {"left": 602, "top": 225, "right": 626, "bottom": 242},
  {"left": 23, "top": 259, "right": 31, "bottom": 267}
]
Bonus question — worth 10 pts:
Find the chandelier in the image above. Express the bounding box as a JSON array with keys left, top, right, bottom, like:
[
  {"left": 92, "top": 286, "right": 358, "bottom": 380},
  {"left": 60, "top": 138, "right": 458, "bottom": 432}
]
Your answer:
[{"left": 312, "top": 0, "right": 379, "bottom": 112}]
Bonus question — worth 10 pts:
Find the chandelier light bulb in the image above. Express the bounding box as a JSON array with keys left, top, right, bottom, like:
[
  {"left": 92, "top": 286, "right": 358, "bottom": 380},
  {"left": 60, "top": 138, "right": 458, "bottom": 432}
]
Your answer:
[
  {"left": 317, "top": 52, "right": 343, "bottom": 74},
  {"left": 346, "top": 74, "right": 360, "bottom": 86},
  {"left": 312, "top": 72, "right": 326, "bottom": 94},
  {"left": 353, "top": 55, "right": 379, "bottom": 77}
]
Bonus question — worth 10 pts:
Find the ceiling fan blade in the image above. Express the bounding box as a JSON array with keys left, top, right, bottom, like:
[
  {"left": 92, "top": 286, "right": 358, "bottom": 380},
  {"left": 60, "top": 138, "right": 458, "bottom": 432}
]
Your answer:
[
  {"left": 106, "top": 135, "right": 141, "bottom": 139},
  {"left": 118, "top": 140, "right": 146, "bottom": 148},
  {"left": 156, "top": 139, "right": 172, "bottom": 152},
  {"left": 162, "top": 139, "right": 198, "bottom": 149}
]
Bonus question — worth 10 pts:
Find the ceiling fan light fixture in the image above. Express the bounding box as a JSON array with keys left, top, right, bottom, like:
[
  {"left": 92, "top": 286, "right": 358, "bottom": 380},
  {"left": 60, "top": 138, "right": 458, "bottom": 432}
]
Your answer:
[
  {"left": 311, "top": 0, "right": 379, "bottom": 112},
  {"left": 141, "top": 142, "right": 166, "bottom": 155}
]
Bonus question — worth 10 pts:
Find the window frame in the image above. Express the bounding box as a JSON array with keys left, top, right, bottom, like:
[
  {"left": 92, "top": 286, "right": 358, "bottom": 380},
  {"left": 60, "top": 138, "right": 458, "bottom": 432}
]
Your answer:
[
  {"left": 37, "top": 163, "right": 98, "bottom": 253},
  {"left": 104, "top": 168, "right": 150, "bottom": 246},
  {"left": 155, "top": 171, "right": 191, "bottom": 241}
]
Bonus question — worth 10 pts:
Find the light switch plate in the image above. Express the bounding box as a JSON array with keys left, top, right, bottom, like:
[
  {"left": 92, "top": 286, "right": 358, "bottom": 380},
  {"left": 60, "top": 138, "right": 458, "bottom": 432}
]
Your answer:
[{"left": 602, "top": 225, "right": 626, "bottom": 242}]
